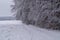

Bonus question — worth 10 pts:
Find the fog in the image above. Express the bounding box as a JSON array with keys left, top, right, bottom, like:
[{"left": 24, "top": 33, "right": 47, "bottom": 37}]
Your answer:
[{"left": 0, "top": 0, "right": 13, "bottom": 16}]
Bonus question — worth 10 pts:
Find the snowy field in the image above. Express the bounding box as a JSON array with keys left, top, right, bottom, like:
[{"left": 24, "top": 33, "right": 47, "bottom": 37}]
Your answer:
[{"left": 0, "top": 20, "right": 60, "bottom": 40}]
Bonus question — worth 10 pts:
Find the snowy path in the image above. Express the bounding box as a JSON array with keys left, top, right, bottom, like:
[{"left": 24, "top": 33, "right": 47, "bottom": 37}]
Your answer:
[{"left": 0, "top": 20, "right": 60, "bottom": 40}]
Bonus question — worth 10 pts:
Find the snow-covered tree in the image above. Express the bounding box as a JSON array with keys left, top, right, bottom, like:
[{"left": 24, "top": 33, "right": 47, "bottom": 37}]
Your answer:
[{"left": 12, "top": 0, "right": 60, "bottom": 30}]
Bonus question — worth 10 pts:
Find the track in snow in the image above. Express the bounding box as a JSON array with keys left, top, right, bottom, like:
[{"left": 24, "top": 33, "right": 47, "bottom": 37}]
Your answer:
[{"left": 0, "top": 20, "right": 60, "bottom": 40}]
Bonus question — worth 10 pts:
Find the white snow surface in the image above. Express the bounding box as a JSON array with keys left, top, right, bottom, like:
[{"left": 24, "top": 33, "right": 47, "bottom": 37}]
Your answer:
[{"left": 0, "top": 20, "right": 60, "bottom": 40}]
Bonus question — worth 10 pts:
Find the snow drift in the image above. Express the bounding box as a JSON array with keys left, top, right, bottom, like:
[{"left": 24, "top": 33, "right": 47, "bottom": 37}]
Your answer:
[{"left": 0, "top": 20, "right": 60, "bottom": 40}]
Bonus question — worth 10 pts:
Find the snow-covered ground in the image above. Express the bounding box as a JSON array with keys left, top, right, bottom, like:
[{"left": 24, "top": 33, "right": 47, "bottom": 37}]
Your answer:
[{"left": 0, "top": 20, "right": 60, "bottom": 40}]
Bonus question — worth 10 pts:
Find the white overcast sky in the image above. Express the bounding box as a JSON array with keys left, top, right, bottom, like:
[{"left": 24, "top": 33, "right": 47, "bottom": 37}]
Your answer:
[{"left": 0, "top": 0, "right": 13, "bottom": 16}]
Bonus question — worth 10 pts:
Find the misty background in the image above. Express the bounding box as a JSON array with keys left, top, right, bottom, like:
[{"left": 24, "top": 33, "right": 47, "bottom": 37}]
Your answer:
[
  {"left": 0, "top": 0, "right": 13, "bottom": 16},
  {"left": 0, "top": 0, "right": 15, "bottom": 20}
]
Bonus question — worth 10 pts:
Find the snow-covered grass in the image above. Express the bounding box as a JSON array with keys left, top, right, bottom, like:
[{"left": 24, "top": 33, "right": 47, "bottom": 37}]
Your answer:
[{"left": 0, "top": 20, "right": 60, "bottom": 40}]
